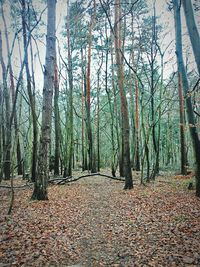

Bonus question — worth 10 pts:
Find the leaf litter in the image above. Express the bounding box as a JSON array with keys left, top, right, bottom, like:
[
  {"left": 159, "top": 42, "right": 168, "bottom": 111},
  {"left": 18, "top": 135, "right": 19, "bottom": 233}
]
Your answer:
[{"left": 0, "top": 172, "right": 200, "bottom": 266}]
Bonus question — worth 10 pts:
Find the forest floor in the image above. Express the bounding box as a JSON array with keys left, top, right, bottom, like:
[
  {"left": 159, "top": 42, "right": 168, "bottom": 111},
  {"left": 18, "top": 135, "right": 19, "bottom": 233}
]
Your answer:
[{"left": 0, "top": 171, "right": 200, "bottom": 267}]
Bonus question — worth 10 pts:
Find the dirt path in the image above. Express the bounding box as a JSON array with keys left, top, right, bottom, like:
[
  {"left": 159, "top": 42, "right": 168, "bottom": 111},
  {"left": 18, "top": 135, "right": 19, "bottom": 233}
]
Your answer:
[
  {"left": 76, "top": 177, "right": 123, "bottom": 266},
  {"left": 0, "top": 174, "right": 200, "bottom": 266}
]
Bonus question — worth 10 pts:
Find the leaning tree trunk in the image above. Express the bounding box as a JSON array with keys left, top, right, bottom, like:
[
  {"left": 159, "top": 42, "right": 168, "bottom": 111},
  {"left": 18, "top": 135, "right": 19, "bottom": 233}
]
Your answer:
[
  {"left": 31, "top": 0, "right": 56, "bottom": 200},
  {"left": 173, "top": 0, "right": 200, "bottom": 197},
  {"left": 114, "top": 0, "right": 133, "bottom": 189},
  {"left": 182, "top": 0, "right": 200, "bottom": 75}
]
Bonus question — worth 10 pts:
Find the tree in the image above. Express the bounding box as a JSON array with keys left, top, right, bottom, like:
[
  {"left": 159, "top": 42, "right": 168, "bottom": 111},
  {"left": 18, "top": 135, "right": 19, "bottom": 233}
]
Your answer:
[
  {"left": 21, "top": 0, "right": 38, "bottom": 182},
  {"left": 63, "top": 0, "right": 74, "bottom": 177},
  {"left": 0, "top": 30, "right": 11, "bottom": 180},
  {"left": 178, "top": 73, "right": 187, "bottom": 175},
  {"left": 54, "top": 60, "right": 61, "bottom": 176},
  {"left": 182, "top": 0, "right": 200, "bottom": 75},
  {"left": 114, "top": 0, "right": 133, "bottom": 189},
  {"left": 31, "top": 0, "right": 56, "bottom": 200},
  {"left": 1, "top": 2, "right": 23, "bottom": 176},
  {"left": 173, "top": 0, "right": 200, "bottom": 197},
  {"left": 85, "top": 0, "right": 97, "bottom": 173}
]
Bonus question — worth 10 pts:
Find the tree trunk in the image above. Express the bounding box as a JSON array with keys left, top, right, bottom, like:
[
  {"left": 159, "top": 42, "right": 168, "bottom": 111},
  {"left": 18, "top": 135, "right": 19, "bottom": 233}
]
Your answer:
[
  {"left": 182, "top": 0, "right": 200, "bottom": 75},
  {"left": 1, "top": 3, "right": 23, "bottom": 176},
  {"left": 114, "top": 0, "right": 133, "bottom": 189},
  {"left": 97, "top": 68, "right": 101, "bottom": 172},
  {"left": 150, "top": 3, "right": 158, "bottom": 179},
  {"left": 0, "top": 86, "right": 3, "bottom": 182},
  {"left": 54, "top": 61, "right": 60, "bottom": 176},
  {"left": 111, "top": 41, "right": 120, "bottom": 177},
  {"left": 21, "top": 0, "right": 38, "bottom": 182},
  {"left": 31, "top": 0, "right": 56, "bottom": 200},
  {"left": 64, "top": 0, "right": 74, "bottom": 177},
  {"left": 135, "top": 78, "right": 140, "bottom": 171},
  {"left": 0, "top": 31, "right": 11, "bottom": 180},
  {"left": 86, "top": 0, "right": 96, "bottom": 173},
  {"left": 178, "top": 73, "right": 187, "bottom": 175},
  {"left": 173, "top": 0, "right": 200, "bottom": 197},
  {"left": 81, "top": 48, "right": 86, "bottom": 171}
]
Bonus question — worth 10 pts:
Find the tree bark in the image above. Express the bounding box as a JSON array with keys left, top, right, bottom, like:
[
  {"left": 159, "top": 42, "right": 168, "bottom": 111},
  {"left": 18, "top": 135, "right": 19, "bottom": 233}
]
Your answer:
[{"left": 31, "top": 0, "right": 56, "bottom": 200}]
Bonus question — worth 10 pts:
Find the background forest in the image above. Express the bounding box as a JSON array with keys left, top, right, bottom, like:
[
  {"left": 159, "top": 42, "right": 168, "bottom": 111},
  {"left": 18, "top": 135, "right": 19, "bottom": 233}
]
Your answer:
[
  {"left": 1, "top": 1, "right": 200, "bottom": 266},
  {"left": 0, "top": 0, "right": 200, "bottom": 199}
]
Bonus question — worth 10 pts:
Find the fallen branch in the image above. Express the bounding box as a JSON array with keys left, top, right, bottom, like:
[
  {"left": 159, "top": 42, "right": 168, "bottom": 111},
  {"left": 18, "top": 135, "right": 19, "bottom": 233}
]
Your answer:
[
  {"left": 48, "top": 173, "right": 126, "bottom": 185},
  {"left": 0, "top": 183, "right": 33, "bottom": 189}
]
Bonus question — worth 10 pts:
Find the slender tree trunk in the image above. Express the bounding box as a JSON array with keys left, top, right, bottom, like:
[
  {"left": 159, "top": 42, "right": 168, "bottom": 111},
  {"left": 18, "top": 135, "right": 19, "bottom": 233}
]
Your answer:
[
  {"left": 21, "top": 0, "right": 38, "bottom": 182},
  {"left": 174, "top": 0, "right": 200, "bottom": 197},
  {"left": 31, "top": 0, "right": 56, "bottom": 200},
  {"left": 64, "top": 0, "right": 74, "bottom": 177},
  {"left": 86, "top": 0, "right": 96, "bottom": 173},
  {"left": 135, "top": 78, "right": 140, "bottom": 171},
  {"left": 0, "top": 31, "right": 11, "bottom": 180},
  {"left": 182, "top": 0, "right": 200, "bottom": 75},
  {"left": 154, "top": 53, "right": 164, "bottom": 177},
  {"left": 128, "top": 76, "right": 135, "bottom": 168},
  {"left": 81, "top": 48, "right": 86, "bottom": 171},
  {"left": 114, "top": 0, "right": 133, "bottom": 189},
  {"left": 111, "top": 43, "right": 120, "bottom": 176},
  {"left": 178, "top": 73, "right": 187, "bottom": 175},
  {"left": 54, "top": 61, "right": 60, "bottom": 175},
  {"left": 150, "top": 3, "right": 158, "bottom": 179},
  {"left": 1, "top": 3, "right": 23, "bottom": 176},
  {"left": 105, "top": 47, "right": 116, "bottom": 176},
  {"left": 97, "top": 69, "right": 101, "bottom": 172}
]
